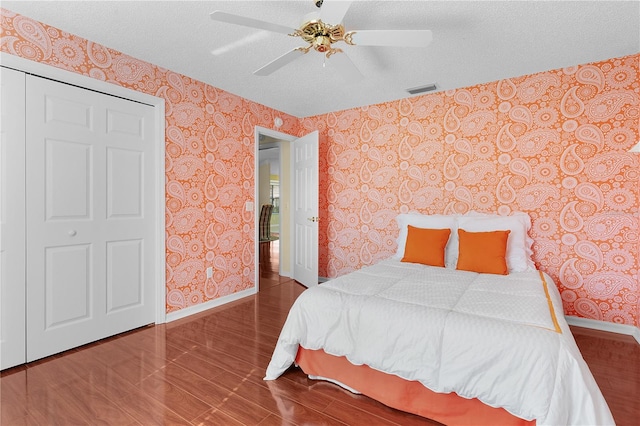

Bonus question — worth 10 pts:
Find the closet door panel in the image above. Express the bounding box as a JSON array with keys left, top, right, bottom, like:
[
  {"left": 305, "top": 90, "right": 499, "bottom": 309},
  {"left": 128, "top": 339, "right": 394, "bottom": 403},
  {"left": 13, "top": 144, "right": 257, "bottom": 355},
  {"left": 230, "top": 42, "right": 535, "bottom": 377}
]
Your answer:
[
  {"left": 0, "top": 67, "right": 26, "bottom": 370},
  {"left": 26, "top": 75, "right": 155, "bottom": 362}
]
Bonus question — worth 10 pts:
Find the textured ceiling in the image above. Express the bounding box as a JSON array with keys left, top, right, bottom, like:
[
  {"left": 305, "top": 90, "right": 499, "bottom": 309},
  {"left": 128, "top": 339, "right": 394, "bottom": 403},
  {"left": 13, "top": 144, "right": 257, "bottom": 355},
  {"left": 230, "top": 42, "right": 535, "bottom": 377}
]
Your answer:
[{"left": 3, "top": 1, "right": 639, "bottom": 117}]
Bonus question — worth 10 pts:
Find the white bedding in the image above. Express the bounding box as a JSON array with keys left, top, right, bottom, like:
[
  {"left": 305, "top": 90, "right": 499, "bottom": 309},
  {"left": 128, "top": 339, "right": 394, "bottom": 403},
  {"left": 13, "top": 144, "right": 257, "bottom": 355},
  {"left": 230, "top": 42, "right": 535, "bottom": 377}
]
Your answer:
[{"left": 265, "top": 258, "right": 614, "bottom": 426}]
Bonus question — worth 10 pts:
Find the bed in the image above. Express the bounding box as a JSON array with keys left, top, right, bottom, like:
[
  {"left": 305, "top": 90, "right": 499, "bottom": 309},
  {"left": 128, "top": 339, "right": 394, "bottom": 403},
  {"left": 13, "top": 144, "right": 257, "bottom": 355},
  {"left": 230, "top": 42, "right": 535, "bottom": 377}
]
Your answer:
[{"left": 264, "top": 212, "right": 614, "bottom": 425}]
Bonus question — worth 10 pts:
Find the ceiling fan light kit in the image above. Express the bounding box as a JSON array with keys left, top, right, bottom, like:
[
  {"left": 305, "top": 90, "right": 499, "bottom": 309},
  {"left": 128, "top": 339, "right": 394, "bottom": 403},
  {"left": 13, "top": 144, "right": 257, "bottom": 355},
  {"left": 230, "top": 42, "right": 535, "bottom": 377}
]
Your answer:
[
  {"left": 210, "top": 0, "right": 432, "bottom": 81},
  {"left": 292, "top": 18, "right": 353, "bottom": 58}
]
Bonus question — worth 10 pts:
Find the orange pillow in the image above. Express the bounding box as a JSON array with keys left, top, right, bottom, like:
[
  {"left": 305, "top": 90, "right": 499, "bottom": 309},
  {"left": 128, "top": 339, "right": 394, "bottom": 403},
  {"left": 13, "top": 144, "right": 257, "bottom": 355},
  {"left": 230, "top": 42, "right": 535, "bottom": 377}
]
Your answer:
[
  {"left": 456, "top": 229, "right": 510, "bottom": 275},
  {"left": 401, "top": 226, "right": 451, "bottom": 267}
]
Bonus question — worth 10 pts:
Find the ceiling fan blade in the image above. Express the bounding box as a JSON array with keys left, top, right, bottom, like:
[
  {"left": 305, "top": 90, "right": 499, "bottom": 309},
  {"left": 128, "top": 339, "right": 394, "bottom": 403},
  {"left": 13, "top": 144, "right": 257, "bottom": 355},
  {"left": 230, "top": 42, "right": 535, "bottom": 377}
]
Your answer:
[
  {"left": 349, "top": 30, "right": 433, "bottom": 47},
  {"left": 320, "top": 0, "right": 352, "bottom": 24},
  {"left": 254, "top": 49, "right": 306, "bottom": 76},
  {"left": 327, "top": 53, "right": 363, "bottom": 84},
  {"left": 210, "top": 11, "right": 295, "bottom": 34}
]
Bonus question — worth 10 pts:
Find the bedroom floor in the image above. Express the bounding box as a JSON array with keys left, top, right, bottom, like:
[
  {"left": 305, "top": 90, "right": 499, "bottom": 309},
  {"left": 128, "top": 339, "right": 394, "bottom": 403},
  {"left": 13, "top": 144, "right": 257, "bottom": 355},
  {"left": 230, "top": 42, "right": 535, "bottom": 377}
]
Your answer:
[
  {"left": 1, "top": 244, "right": 638, "bottom": 425},
  {"left": 570, "top": 325, "right": 640, "bottom": 425}
]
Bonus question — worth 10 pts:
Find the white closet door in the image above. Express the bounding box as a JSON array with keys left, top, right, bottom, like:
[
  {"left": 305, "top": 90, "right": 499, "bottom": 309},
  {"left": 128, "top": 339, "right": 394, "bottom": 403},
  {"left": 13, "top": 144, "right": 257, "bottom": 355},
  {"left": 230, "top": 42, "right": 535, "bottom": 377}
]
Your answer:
[
  {"left": 0, "top": 67, "right": 26, "bottom": 370},
  {"left": 25, "top": 75, "right": 156, "bottom": 362}
]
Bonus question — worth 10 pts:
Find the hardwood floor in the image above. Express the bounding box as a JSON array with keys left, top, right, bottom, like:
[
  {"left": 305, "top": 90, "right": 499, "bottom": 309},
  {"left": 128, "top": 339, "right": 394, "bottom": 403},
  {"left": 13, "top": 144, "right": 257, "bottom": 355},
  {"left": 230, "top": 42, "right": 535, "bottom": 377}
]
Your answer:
[
  {"left": 2, "top": 242, "right": 638, "bottom": 425},
  {"left": 259, "top": 239, "right": 292, "bottom": 291},
  {"left": 571, "top": 326, "right": 640, "bottom": 425}
]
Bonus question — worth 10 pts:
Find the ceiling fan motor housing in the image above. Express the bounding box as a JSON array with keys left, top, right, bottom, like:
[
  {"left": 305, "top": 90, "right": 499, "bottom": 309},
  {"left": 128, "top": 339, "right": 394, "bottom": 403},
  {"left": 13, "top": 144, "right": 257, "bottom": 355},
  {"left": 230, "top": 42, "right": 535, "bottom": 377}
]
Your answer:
[{"left": 297, "top": 19, "right": 347, "bottom": 54}]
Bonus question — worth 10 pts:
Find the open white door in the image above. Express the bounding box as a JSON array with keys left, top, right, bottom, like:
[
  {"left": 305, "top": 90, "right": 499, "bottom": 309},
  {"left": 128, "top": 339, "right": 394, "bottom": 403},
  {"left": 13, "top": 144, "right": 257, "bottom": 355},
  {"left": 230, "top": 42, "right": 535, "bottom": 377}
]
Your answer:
[{"left": 292, "top": 131, "right": 319, "bottom": 287}]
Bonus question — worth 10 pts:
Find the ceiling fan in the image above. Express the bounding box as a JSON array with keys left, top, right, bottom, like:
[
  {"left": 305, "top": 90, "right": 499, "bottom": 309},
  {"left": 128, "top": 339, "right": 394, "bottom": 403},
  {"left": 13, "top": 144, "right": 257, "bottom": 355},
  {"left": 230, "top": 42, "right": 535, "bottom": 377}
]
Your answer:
[{"left": 210, "top": 0, "right": 432, "bottom": 83}]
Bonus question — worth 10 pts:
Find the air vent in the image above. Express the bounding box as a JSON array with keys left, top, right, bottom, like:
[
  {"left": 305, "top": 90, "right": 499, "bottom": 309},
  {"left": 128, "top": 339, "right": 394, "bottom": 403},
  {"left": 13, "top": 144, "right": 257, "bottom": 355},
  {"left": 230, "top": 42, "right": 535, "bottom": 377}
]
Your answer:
[{"left": 406, "top": 83, "right": 437, "bottom": 95}]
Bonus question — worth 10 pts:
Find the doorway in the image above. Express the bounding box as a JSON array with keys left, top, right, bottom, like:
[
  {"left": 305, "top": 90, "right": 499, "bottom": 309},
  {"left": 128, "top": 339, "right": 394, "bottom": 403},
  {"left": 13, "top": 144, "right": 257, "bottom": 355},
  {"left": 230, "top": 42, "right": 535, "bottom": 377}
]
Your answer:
[
  {"left": 254, "top": 127, "right": 320, "bottom": 290},
  {"left": 257, "top": 131, "right": 286, "bottom": 289},
  {"left": 255, "top": 127, "right": 294, "bottom": 290},
  {"left": 258, "top": 139, "right": 279, "bottom": 289}
]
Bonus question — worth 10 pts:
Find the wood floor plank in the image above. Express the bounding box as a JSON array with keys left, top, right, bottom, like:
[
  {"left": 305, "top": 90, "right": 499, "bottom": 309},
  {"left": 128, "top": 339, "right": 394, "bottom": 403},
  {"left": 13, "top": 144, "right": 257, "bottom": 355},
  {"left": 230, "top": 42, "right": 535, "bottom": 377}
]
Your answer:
[
  {"left": 259, "top": 373, "right": 338, "bottom": 413},
  {"left": 257, "top": 413, "right": 295, "bottom": 426},
  {"left": 118, "top": 387, "right": 191, "bottom": 425},
  {"left": 190, "top": 345, "right": 268, "bottom": 378},
  {"left": 139, "top": 371, "right": 212, "bottom": 422},
  {"left": 61, "top": 377, "right": 140, "bottom": 425},
  {"left": 170, "top": 351, "right": 227, "bottom": 381},
  {"left": 213, "top": 370, "right": 346, "bottom": 425},
  {"left": 192, "top": 408, "right": 247, "bottom": 426},
  {"left": 322, "top": 399, "right": 405, "bottom": 426},
  {"left": 216, "top": 370, "right": 333, "bottom": 413}
]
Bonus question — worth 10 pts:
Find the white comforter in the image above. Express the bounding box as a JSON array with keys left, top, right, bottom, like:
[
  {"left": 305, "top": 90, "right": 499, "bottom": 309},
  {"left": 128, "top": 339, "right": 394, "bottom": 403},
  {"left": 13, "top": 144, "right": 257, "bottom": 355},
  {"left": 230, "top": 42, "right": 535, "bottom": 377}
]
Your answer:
[{"left": 265, "top": 258, "right": 614, "bottom": 426}]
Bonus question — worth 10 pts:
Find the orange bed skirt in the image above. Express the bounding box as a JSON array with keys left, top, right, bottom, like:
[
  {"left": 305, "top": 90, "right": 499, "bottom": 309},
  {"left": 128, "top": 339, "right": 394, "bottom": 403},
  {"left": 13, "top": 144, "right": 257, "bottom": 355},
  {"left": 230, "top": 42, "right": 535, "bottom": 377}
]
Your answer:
[{"left": 295, "top": 347, "right": 534, "bottom": 426}]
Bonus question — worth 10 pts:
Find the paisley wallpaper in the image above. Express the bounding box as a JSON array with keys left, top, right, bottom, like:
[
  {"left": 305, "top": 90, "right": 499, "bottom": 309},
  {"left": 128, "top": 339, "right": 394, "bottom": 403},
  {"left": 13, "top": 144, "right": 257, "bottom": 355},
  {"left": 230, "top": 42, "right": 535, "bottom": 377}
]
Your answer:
[
  {"left": 302, "top": 53, "right": 640, "bottom": 328},
  {"left": 2, "top": 9, "right": 639, "bottom": 329},
  {"left": 0, "top": 9, "right": 300, "bottom": 314}
]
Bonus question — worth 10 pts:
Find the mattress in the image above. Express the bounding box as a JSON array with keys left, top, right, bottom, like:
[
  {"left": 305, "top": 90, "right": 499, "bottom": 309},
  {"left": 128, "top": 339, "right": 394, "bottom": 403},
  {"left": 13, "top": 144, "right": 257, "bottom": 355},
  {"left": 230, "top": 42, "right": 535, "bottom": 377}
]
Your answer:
[{"left": 264, "top": 258, "right": 614, "bottom": 425}]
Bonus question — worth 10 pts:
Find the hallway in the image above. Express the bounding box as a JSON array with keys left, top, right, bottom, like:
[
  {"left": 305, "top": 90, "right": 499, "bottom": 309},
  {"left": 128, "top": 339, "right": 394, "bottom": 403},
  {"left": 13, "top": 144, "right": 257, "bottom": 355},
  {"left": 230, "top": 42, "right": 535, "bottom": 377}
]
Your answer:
[{"left": 259, "top": 239, "right": 295, "bottom": 290}]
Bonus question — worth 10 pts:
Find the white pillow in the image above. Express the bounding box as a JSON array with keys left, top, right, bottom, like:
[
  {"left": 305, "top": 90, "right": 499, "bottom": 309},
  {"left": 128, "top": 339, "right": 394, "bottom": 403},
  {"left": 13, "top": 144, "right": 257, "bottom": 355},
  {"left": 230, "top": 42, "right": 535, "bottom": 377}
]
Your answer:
[
  {"left": 395, "top": 213, "right": 459, "bottom": 268},
  {"left": 456, "top": 211, "right": 535, "bottom": 273}
]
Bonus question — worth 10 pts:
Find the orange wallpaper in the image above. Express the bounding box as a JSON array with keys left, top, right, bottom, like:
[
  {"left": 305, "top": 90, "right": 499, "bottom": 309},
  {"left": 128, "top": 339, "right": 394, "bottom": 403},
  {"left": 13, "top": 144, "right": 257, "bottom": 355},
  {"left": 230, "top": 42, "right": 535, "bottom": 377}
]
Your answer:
[
  {"left": 301, "top": 54, "right": 640, "bottom": 328},
  {"left": 2, "top": 9, "right": 639, "bottom": 329},
  {"left": 0, "top": 9, "right": 300, "bottom": 314}
]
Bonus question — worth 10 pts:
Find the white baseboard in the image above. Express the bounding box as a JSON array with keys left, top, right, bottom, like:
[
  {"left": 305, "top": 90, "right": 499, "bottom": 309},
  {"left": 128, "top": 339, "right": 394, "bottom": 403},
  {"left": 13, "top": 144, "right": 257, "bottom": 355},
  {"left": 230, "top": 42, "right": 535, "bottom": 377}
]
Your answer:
[
  {"left": 565, "top": 316, "right": 640, "bottom": 345},
  {"left": 165, "top": 287, "right": 257, "bottom": 323},
  {"left": 319, "top": 276, "right": 329, "bottom": 283}
]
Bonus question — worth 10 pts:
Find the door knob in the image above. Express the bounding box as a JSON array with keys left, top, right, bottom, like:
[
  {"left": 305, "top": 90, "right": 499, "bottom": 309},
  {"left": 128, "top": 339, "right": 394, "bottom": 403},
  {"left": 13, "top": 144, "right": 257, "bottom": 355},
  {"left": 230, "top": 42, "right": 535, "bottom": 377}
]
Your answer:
[{"left": 307, "top": 217, "right": 319, "bottom": 222}]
